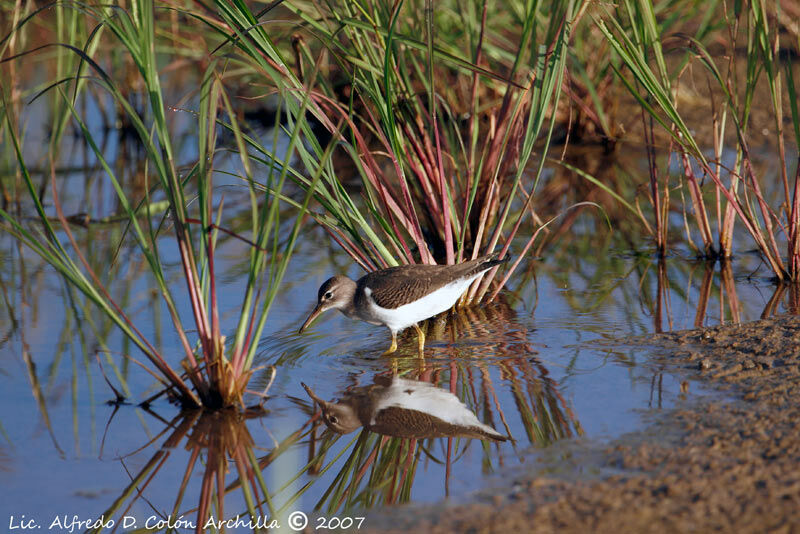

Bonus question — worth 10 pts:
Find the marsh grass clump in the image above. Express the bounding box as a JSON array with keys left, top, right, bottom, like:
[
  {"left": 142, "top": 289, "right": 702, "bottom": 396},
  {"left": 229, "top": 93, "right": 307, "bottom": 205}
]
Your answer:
[
  {"left": 595, "top": 1, "right": 800, "bottom": 279},
  {"left": 269, "top": 0, "right": 584, "bottom": 303},
  {"left": 0, "top": 0, "right": 325, "bottom": 409}
]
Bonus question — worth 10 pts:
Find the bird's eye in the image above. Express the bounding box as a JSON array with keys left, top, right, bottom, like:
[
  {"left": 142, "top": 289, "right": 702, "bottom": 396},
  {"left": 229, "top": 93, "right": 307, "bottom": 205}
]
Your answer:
[
  {"left": 324, "top": 291, "right": 333, "bottom": 300},
  {"left": 328, "top": 415, "right": 338, "bottom": 424}
]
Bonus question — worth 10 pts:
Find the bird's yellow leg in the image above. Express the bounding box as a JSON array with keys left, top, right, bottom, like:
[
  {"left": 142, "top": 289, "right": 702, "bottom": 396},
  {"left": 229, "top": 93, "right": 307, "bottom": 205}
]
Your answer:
[
  {"left": 413, "top": 323, "right": 425, "bottom": 357},
  {"left": 383, "top": 331, "right": 398, "bottom": 355}
]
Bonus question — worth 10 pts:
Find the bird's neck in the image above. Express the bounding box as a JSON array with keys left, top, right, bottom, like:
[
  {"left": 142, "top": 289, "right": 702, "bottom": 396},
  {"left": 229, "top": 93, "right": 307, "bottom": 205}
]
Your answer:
[{"left": 339, "top": 297, "right": 358, "bottom": 319}]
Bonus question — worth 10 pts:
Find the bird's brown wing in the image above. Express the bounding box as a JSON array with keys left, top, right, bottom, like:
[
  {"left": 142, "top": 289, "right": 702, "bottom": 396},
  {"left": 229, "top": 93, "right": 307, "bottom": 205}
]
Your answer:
[
  {"left": 358, "top": 267, "right": 448, "bottom": 309},
  {"left": 357, "top": 256, "right": 503, "bottom": 310}
]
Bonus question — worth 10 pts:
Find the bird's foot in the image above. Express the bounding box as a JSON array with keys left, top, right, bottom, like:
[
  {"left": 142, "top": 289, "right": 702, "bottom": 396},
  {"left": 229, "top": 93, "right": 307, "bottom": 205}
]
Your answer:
[
  {"left": 382, "top": 333, "right": 398, "bottom": 355},
  {"left": 413, "top": 324, "right": 426, "bottom": 358}
]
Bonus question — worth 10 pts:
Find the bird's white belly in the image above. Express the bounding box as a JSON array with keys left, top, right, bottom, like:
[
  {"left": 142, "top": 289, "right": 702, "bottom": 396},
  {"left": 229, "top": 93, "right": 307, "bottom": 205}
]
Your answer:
[{"left": 362, "top": 276, "right": 477, "bottom": 332}]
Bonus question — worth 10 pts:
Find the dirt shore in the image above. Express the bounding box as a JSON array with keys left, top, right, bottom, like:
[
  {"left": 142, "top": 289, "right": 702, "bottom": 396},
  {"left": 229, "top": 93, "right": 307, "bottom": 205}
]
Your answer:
[{"left": 363, "top": 315, "right": 800, "bottom": 533}]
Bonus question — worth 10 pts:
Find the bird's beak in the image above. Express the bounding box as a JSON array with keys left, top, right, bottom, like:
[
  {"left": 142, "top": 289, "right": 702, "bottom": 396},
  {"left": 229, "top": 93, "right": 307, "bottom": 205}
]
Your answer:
[
  {"left": 301, "top": 382, "right": 331, "bottom": 410},
  {"left": 298, "top": 303, "right": 324, "bottom": 334}
]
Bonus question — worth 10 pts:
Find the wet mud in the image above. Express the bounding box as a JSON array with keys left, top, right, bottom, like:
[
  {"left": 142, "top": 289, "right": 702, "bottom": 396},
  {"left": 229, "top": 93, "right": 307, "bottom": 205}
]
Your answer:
[{"left": 362, "top": 315, "right": 800, "bottom": 533}]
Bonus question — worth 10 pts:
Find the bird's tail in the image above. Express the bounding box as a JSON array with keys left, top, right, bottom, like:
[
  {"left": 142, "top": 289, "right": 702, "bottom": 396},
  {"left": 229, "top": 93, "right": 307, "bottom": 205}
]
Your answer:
[
  {"left": 460, "top": 252, "right": 510, "bottom": 279},
  {"left": 480, "top": 251, "right": 510, "bottom": 271}
]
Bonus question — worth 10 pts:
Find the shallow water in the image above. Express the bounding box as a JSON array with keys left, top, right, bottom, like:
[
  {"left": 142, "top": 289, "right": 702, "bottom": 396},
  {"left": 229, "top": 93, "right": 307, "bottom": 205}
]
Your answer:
[{"left": 0, "top": 198, "right": 790, "bottom": 531}]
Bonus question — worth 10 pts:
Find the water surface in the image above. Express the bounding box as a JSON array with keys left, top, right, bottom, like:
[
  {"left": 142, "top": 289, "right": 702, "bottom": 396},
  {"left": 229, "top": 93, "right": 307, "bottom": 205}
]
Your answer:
[{"left": 0, "top": 90, "right": 793, "bottom": 530}]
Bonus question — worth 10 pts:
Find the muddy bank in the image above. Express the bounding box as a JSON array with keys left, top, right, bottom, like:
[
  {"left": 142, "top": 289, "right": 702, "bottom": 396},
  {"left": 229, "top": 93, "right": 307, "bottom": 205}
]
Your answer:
[{"left": 362, "top": 315, "right": 800, "bottom": 533}]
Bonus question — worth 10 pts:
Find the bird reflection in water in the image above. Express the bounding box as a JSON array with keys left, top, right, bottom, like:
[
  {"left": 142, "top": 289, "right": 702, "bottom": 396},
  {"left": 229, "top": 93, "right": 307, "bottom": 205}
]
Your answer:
[{"left": 302, "top": 375, "right": 508, "bottom": 441}]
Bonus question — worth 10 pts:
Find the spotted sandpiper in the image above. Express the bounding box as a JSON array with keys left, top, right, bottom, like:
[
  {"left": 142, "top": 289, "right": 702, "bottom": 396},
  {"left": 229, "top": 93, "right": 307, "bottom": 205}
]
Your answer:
[
  {"left": 302, "top": 376, "right": 507, "bottom": 441},
  {"left": 298, "top": 253, "right": 508, "bottom": 354}
]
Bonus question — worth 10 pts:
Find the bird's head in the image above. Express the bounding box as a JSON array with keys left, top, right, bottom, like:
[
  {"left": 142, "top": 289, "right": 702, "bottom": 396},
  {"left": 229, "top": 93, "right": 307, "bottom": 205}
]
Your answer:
[{"left": 298, "top": 275, "right": 357, "bottom": 333}]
